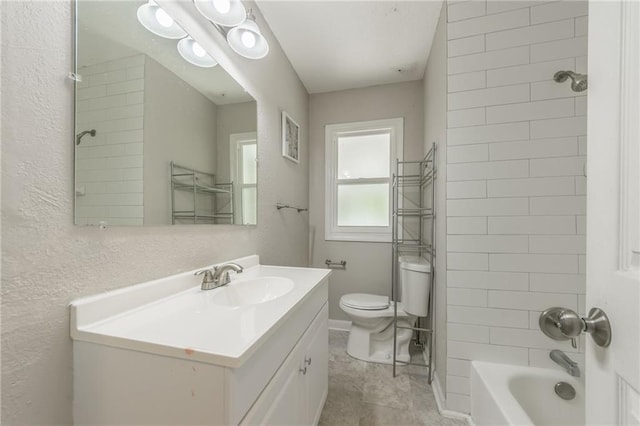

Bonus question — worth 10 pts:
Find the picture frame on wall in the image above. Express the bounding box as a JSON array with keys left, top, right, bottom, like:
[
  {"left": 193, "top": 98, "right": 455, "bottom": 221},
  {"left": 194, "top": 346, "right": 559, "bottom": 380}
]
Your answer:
[{"left": 282, "top": 111, "right": 300, "bottom": 163}]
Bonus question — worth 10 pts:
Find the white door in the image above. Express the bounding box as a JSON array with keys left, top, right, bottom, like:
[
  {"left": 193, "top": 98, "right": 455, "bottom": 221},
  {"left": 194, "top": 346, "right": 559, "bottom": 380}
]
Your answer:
[{"left": 587, "top": 1, "right": 640, "bottom": 424}]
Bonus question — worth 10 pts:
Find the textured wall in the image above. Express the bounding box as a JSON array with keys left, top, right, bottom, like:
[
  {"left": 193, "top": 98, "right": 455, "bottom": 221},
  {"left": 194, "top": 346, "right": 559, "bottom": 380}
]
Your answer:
[
  {"left": 444, "top": 0, "right": 588, "bottom": 413},
  {"left": 422, "top": 2, "right": 447, "bottom": 397},
  {"left": 0, "top": 1, "right": 309, "bottom": 424},
  {"left": 308, "top": 81, "right": 424, "bottom": 322}
]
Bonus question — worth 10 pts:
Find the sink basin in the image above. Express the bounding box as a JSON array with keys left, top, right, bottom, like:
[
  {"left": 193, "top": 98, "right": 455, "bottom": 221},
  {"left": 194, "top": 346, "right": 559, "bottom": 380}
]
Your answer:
[{"left": 210, "top": 276, "right": 295, "bottom": 307}]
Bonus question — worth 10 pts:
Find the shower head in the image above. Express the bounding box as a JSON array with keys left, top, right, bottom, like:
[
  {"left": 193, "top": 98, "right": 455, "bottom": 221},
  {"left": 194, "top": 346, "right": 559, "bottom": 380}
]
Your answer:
[
  {"left": 76, "top": 129, "right": 97, "bottom": 145},
  {"left": 553, "top": 71, "right": 588, "bottom": 92}
]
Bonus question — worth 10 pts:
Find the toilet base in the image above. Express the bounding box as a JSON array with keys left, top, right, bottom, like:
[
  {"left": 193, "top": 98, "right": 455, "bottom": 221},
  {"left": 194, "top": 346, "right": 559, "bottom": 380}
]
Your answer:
[{"left": 346, "top": 318, "right": 415, "bottom": 365}]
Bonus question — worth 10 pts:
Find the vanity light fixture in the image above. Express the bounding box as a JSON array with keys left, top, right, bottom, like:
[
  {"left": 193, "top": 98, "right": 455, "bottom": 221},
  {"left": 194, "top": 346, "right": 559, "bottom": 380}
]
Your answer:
[
  {"left": 194, "top": 0, "right": 247, "bottom": 27},
  {"left": 137, "top": 0, "right": 187, "bottom": 39},
  {"left": 177, "top": 37, "right": 218, "bottom": 68},
  {"left": 226, "top": 9, "right": 269, "bottom": 60}
]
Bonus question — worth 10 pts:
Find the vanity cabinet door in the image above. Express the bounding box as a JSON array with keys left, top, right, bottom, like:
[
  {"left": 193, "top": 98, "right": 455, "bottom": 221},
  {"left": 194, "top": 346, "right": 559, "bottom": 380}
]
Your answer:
[
  {"left": 303, "top": 312, "right": 328, "bottom": 424},
  {"left": 259, "top": 360, "right": 304, "bottom": 425}
]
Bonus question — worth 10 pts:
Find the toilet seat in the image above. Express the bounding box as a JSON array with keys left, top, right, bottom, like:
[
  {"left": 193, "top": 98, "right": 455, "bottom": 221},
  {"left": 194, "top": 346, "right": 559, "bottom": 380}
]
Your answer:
[{"left": 341, "top": 293, "right": 389, "bottom": 310}]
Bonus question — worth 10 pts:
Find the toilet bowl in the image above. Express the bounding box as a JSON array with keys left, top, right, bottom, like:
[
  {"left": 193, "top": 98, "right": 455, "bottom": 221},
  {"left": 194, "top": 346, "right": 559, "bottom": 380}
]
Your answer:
[
  {"left": 339, "top": 294, "right": 415, "bottom": 363},
  {"left": 339, "top": 256, "right": 432, "bottom": 365}
]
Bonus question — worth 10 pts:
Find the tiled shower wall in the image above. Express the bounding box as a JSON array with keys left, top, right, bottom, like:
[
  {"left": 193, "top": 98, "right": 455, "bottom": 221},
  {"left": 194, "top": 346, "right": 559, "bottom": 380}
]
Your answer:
[
  {"left": 75, "top": 54, "right": 145, "bottom": 225},
  {"left": 444, "top": 0, "right": 588, "bottom": 413}
]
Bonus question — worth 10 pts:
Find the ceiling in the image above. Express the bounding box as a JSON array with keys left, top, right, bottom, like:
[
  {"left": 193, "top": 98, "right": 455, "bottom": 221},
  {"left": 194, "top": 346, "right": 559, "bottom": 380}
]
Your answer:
[{"left": 256, "top": 0, "right": 443, "bottom": 94}]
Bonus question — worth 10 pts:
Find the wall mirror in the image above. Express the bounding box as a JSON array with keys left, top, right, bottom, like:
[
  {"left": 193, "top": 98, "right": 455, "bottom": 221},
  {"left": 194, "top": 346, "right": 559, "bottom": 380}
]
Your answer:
[{"left": 74, "top": 1, "right": 257, "bottom": 226}]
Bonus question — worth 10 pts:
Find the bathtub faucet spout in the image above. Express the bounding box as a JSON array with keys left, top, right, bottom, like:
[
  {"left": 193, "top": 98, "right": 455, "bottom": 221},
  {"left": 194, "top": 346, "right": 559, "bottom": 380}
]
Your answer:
[{"left": 550, "top": 350, "right": 580, "bottom": 377}]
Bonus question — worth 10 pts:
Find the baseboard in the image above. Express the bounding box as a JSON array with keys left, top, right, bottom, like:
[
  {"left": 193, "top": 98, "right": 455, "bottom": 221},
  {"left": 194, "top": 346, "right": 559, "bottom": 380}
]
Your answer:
[
  {"left": 328, "top": 319, "right": 351, "bottom": 331},
  {"left": 432, "top": 374, "right": 474, "bottom": 425}
]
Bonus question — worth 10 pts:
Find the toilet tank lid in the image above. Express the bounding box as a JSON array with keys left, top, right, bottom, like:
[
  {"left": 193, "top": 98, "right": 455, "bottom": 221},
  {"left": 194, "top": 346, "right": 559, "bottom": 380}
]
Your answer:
[
  {"left": 341, "top": 293, "right": 390, "bottom": 310},
  {"left": 399, "top": 256, "right": 431, "bottom": 273}
]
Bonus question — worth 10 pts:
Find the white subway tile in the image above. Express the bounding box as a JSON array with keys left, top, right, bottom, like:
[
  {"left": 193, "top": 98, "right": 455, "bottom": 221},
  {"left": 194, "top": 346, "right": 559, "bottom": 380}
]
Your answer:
[
  {"left": 126, "top": 65, "right": 145, "bottom": 80},
  {"left": 449, "top": 84, "right": 530, "bottom": 110},
  {"left": 104, "top": 180, "right": 144, "bottom": 194},
  {"left": 448, "top": 108, "right": 486, "bottom": 128},
  {"left": 488, "top": 290, "right": 578, "bottom": 311},
  {"left": 447, "top": 235, "right": 529, "bottom": 253},
  {"left": 486, "top": 58, "right": 574, "bottom": 88},
  {"left": 106, "top": 129, "right": 144, "bottom": 144},
  {"left": 105, "top": 104, "right": 144, "bottom": 121},
  {"left": 486, "top": 19, "right": 574, "bottom": 51},
  {"left": 578, "top": 294, "right": 586, "bottom": 316},
  {"left": 77, "top": 85, "right": 107, "bottom": 101},
  {"left": 486, "top": 1, "right": 539, "bottom": 15},
  {"left": 448, "top": 288, "right": 489, "bottom": 307},
  {"left": 448, "top": 197, "right": 529, "bottom": 216},
  {"left": 449, "top": 46, "right": 530, "bottom": 74},
  {"left": 529, "top": 236, "right": 585, "bottom": 254},
  {"left": 487, "top": 177, "right": 575, "bottom": 197},
  {"left": 81, "top": 193, "right": 143, "bottom": 207},
  {"left": 530, "top": 116, "right": 587, "bottom": 139},
  {"left": 449, "top": 122, "right": 530, "bottom": 146},
  {"left": 489, "top": 137, "right": 578, "bottom": 160},
  {"left": 448, "top": 306, "right": 530, "bottom": 328},
  {"left": 88, "top": 70, "right": 126, "bottom": 86},
  {"left": 490, "top": 327, "right": 577, "bottom": 351},
  {"left": 530, "top": 273, "right": 586, "bottom": 294},
  {"left": 447, "top": 358, "right": 472, "bottom": 377},
  {"left": 125, "top": 143, "right": 144, "bottom": 156},
  {"left": 529, "top": 349, "right": 585, "bottom": 371},
  {"left": 448, "top": 144, "right": 489, "bottom": 163},
  {"left": 531, "top": 1, "right": 588, "bottom": 25},
  {"left": 120, "top": 168, "right": 144, "bottom": 181},
  {"left": 486, "top": 98, "right": 574, "bottom": 124},
  {"left": 530, "top": 157, "right": 586, "bottom": 177},
  {"left": 575, "top": 55, "right": 587, "bottom": 73},
  {"left": 88, "top": 94, "right": 127, "bottom": 110},
  {"left": 100, "top": 117, "right": 144, "bottom": 133},
  {"left": 447, "top": 341, "right": 529, "bottom": 364},
  {"left": 531, "top": 80, "right": 586, "bottom": 101},
  {"left": 447, "top": 181, "right": 487, "bottom": 199},
  {"left": 102, "top": 217, "right": 143, "bottom": 226},
  {"left": 75, "top": 205, "right": 107, "bottom": 218},
  {"left": 448, "top": 217, "right": 488, "bottom": 235},
  {"left": 446, "top": 393, "right": 471, "bottom": 414},
  {"left": 448, "top": 1, "right": 486, "bottom": 22},
  {"left": 80, "top": 62, "right": 107, "bottom": 76},
  {"left": 449, "top": 71, "right": 487, "bottom": 93},
  {"left": 449, "top": 324, "right": 489, "bottom": 344},
  {"left": 576, "top": 215, "right": 586, "bottom": 234},
  {"left": 448, "top": 35, "right": 485, "bottom": 58},
  {"left": 578, "top": 255, "right": 586, "bottom": 274},
  {"left": 80, "top": 144, "right": 125, "bottom": 159},
  {"left": 447, "top": 270, "right": 529, "bottom": 291},
  {"left": 106, "top": 78, "right": 144, "bottom": 96},
  {"left": 575, "top": 16, "right": 588, "bottom": 37},
  {"left": 575, "top": 96, "right": 587, "bottom": 116},
  {"left": 447, "top": 375, "right": 471, "bottom": 395},
  {"left": 531, "top": 36, "right": 588, "bottom": 63},
  {"left": 448, "top": 160, "right": 529, "bottom": 181},
  {"left": 107, "top": 54, "right": 145, "bottom": 70},
  {"left": 127, "top": 91, "right": 144, "bottom": 105},
  {"left": 448, "top": 253, "right": 489, "bottom": 271},
  {"left": 489, "top": 253, "right": 579, "bottom": 273},
  {"left": 448, "top": 8, "right": 530, "bottom": 40},
  {"left": 106, "top": 205, "right": 144, "bottom": 218},
  {"left": 578, "top": 136, "right": 587, "bottom": 156},
  {"left": 488, "top": 216, "right": 576, "bottom": 235},
  {"left": 530, "top": 195, "right": 586, "bottom": 215},
  {"left": 77, "top": 109, "right": 106, "bottom": 124}
]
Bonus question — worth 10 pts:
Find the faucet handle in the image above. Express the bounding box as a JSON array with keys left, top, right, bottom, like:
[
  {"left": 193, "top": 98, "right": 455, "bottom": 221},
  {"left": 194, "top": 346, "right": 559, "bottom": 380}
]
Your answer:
[{"left": 195, "top": 269, "right": 215, "bottom": 283}]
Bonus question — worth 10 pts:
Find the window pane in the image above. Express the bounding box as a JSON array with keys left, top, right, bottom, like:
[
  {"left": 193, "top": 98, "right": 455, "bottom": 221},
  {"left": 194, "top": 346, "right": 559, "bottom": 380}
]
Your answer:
[
  {"left": 337, "top": 133, "right": 390, "bottom": 179},
  {"left": 241, "top": 143, "right": 257, "bottom": 185},
  {"left": 337, "top": 183, "right": 389, "bottom": 227},
  {"left": 241, "top": 187, "right": 256, "bottom": 225}
]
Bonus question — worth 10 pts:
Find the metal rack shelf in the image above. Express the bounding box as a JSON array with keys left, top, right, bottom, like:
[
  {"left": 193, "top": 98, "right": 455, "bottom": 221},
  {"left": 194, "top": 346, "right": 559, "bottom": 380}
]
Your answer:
[
  {"left": 391, "top": 142, "right": 437, "bottom": 383},
  {"left": 170, "top": 161, "right": 234, "bottom": 224}
]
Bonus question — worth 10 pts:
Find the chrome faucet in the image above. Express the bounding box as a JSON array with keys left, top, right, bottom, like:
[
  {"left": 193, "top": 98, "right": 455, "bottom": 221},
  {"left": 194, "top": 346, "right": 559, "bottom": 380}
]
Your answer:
[
  {"left": 550, "top": 350, "right": 580, "bottom": 377},
  {"left": 195, "top": 263, "right": 244, "bottom": 291}
]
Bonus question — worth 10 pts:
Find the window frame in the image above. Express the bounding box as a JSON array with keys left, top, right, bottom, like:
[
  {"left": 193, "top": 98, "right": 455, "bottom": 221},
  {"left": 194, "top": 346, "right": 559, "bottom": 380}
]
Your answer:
[
  {"left": 230, "top": 132, "right": 257, "bottom": 225},
  {"left": 324, "top": 118, "right": 404, "bottom": 242}
]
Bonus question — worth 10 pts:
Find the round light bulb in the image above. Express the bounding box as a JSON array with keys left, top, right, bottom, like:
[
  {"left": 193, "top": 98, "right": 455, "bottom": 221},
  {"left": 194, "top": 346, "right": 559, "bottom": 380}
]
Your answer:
[
  {"left": 192, "top": 42, "right": 206, "bottom": 58},
  {"left": 212, "top": 0, "right": 231, "bottom": 14},
  {"left": 155, "top": 7, "right": 174, "bottom": 28},
  {"left": 241, "top": 30, "right": 256, "bottom": 49}
]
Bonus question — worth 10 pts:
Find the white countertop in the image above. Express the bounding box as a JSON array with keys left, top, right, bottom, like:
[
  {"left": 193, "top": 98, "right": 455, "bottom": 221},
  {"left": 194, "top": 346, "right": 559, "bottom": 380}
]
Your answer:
[{"left": 70, "top": 256, "right": 331, "bottom": 368}]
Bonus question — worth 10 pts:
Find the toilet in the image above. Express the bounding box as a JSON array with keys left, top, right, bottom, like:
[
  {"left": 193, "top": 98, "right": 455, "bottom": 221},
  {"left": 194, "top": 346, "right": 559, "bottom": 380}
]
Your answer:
[{"left": 339, "top": 256, "right": 431, "bottom": 364}]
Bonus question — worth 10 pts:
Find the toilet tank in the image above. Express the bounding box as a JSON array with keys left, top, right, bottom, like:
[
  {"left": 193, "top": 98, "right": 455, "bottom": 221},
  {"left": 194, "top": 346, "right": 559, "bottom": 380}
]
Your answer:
[{"left": 399, "top": 255, "right": 431, "bottom": 317}]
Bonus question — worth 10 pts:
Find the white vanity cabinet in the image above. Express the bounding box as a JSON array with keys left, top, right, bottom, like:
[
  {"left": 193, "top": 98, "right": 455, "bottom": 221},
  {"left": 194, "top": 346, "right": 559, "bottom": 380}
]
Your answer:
[
  {"left": 240, "top": 304, "right": 328, "bottom": 425},
  {"left": 71, "top": 256, "right": 330, "bottom": 425}
]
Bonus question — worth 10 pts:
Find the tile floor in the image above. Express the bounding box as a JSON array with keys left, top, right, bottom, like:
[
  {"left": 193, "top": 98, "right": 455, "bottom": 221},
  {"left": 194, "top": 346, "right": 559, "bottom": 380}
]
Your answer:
[{"left": 318, "top": 330, "right": 467, "bottom": 426}]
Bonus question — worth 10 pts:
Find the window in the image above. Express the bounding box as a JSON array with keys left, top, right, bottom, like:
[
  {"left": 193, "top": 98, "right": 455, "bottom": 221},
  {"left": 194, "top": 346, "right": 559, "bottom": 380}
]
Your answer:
[
  {"left": 230, "top": 132, "right": 257, "bottom": 225},
  {"left": 325, "top": 118, "right": 403, "bottom": 242}
]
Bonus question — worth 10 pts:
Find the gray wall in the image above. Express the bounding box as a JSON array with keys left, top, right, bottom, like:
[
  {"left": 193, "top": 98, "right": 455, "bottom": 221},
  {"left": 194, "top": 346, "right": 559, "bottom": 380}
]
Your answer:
[
  {"left": 0, "top": 1, "right": 309, "bottom": 424},
  {"left": 216, "top": 101, "right": 258, "bottom": 183},
  {"left": 143, "top": 57, "right": 219, "bottom": 225},
  {"left": 308, "top": 81, "right": 424, "bottom": 322},
  {"left": 422, "top": 2, "right": 448, "bottom": 398}
]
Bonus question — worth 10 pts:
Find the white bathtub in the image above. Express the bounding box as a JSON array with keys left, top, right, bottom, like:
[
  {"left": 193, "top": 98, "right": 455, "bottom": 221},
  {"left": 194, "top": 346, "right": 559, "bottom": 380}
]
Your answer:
[{"left": 471, "top": 361, "right": 584, "bottom": 426}]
